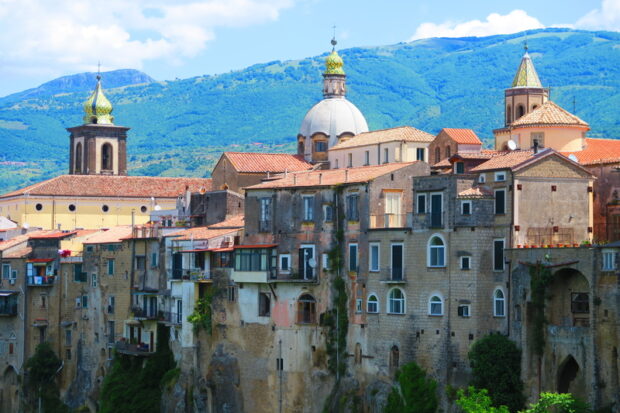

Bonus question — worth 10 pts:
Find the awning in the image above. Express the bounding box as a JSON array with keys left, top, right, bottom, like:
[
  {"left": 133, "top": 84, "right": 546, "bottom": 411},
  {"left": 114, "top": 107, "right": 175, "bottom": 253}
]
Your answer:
[
  {"left": 208, "top": 247, "right": 234, "bottom": 252},
  {"left": 179, "top": 249, "right": 211, "bottom": 253},
  {"left": 27, "top": 258, "right": 54, "bottom": 263},
  {"left": 0, "top": 291, "right": 18, "bottom": 297},
  {"left": 234, "top": 244, "right": 277, "bottom": 249}
]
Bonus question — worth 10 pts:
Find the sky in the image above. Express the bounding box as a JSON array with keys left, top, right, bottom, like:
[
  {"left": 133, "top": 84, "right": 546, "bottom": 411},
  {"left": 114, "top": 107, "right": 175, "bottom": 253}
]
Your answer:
[{"left": 0, "top": 0, "right": 618, "bottom": 97}]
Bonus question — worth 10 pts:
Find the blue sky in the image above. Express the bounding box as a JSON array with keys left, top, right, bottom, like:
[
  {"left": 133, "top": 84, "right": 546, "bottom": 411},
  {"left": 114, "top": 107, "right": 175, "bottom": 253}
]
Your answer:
[{"left": 0, "top": 0, "right": 616, "bottom": 96}]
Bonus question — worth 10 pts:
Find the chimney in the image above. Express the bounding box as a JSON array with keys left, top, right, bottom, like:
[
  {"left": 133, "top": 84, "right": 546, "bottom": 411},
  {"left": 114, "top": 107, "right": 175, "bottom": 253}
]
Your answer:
[
  {"left": 345, "top": 169, "right": 349, "bottom": 182},
  {"left": 319, "top": 173, "right": 322, "bottom": 185}
]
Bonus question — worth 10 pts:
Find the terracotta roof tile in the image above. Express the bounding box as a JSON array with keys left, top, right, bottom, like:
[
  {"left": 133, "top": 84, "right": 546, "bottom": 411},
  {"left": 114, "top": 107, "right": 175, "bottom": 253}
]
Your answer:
[
  {"left": 246, "top": 162, "right": 417, "bottom": 190},
  {"left": 3, "top": 246, "right": 31, "bottom": 258},
  {"left": 208, "top": 215, "right": 244, "bottom": 229},
  {"left": 511, "top": 101, "right": 589, "bottom": 128},
  {"left": 562, "top": 138, "right": 620, "bottom": 166},
  {"left": 441, "top": 128, "right": 482, "bottom": 145},
  {"left": 169, "top": 226, "right": 239, "bottom": 241},
  {"left": 0, "top": 175, "right": 212, "bottom": 199},
  {"left": 83, "top": 226, "right": 133, "bottom": 244},
  {"left": 223, "top": 152, "right": 313, "bottom": 173},
  {"left": 331, "top": 126, "right": 434, "bottom": 150},
  {"left": 470, "top": 150, "right": 536, "bottom": 172},
  {"left": 458, "top": 187, "right": 494, "bottom": 199}
]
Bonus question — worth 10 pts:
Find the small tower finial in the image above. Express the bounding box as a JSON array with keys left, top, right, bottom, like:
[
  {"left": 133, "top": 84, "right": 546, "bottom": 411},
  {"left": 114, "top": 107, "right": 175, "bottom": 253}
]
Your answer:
[
  {"left": 331, "top": 25, "right": 337, "bottom": 51},
  {"left": 97, "top": 61, "right": 101, "bottom": 81}
]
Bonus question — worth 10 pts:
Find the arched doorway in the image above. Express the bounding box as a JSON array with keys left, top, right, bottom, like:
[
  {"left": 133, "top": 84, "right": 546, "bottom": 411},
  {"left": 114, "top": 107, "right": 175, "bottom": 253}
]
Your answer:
[{"left": 557, "top": 355, "right": 580, "bottom": 394}]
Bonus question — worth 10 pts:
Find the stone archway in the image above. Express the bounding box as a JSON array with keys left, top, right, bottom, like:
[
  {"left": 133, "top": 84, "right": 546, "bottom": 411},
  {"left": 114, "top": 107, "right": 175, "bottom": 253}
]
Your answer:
[
  {"left": 547, "top": 268, "right": 590, "bottom": 327},
  {"left": 557, "top": 355, "right": 585, "bottom": 399}
]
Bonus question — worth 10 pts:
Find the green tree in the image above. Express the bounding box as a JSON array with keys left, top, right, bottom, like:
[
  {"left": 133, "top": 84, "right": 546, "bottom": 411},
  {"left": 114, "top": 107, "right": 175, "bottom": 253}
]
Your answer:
[
  {"left": 456, "top": 387, "right": 510, "bottom": 413},
  {"left": 469, "top": 334, "right": 525, "bottom": 412},
  {"left": 522, "top": 392, "right": 591, "bottom": 413},
  {"left": 24, "top": 342, "right": 70, "bottom": 413},
  {"left": 384, "top": 362, "right": 438, "bottom": 413}
]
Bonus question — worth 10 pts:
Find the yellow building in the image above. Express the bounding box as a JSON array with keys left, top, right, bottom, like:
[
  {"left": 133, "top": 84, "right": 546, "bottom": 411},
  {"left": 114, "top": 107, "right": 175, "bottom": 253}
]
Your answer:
[{"left": 0, "top": 76, "right": 211, "bottom": 230}]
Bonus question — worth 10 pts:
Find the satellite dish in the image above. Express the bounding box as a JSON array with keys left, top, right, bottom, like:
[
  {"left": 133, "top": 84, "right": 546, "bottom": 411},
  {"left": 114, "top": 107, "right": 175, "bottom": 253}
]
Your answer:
[
  {"left": 308, "top": 258, "right": 317, "bottom": 268},
  {"left": 22, "top": 222, "right": 29, "bottom": 229},
  {"left": 507, "top": 140, "right": 517, "bottom": 151},
  {"left": 154, "top": 205, "right": 162, "bottom": 211},
  {"left": 568, "top": 154, "right": 579, "bottom": 163}
]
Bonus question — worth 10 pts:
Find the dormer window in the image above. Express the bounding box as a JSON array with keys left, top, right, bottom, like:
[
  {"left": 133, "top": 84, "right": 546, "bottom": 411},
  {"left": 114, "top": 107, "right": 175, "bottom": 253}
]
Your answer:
[
  {"left": 495, "top": 172, "right": 506, "bottom": 182},
  {"left": 454, "top": 162, "right": 464, "bottom": 174}
]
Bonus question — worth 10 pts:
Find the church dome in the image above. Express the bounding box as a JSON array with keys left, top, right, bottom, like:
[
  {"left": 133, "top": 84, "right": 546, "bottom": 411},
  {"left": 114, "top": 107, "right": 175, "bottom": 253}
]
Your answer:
[
  {"left": 325, "top": 50, "right": 345, "bottom": 75},
  {"left": 83, "top": 76, "right": 114, "bottom": 125},
  {"left": 299, "top": 98, "right": 368, "bottom": 146}
]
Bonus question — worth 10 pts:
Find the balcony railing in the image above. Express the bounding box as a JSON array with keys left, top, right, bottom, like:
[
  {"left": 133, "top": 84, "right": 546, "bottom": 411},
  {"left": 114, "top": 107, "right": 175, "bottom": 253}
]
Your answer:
[
  {"left": 27, "top": 276, "right": 56, "bottom": 286},
  {"left": 159, "top": 311, "right": 183, "bottom": 325},
  {"left": 0, "top": 303, "right": 17, "bottom": 316},
  {"left": 131, "top": 306, "right": 158, "bottom": 320},
  {"left": 268, "top": 269, "right": 317, "bottom": 283},
  {"left": 115, "top": 340, "right": 155, "bottom": 356},
  {"left": 380, "top": 266, "right": 406, "bottom": 283},
  {"left": 369, "top": 214, "right": 410, "bottom": 229}
]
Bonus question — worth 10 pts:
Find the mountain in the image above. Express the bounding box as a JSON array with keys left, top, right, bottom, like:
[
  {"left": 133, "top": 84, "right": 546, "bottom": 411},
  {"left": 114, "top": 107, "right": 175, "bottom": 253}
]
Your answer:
[{"left": 1, "top": 28, "right": 620, "bottom": 194}]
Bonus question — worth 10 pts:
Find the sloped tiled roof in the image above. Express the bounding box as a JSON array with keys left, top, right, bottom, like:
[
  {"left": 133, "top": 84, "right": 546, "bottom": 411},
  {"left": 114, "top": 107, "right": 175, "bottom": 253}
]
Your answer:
[
  {"left": 208, "top": 215, "right": 244, "bottom": 229},
  {"left": 331, "top": 126, "right": 434, "bottom": 150},
  {"left": 450, "top": 150, "right": 501, "bottom": 161},
  {"left": 0, "top": 175, "right": 212, "bottom": 199},
  {"left": 83, "top": 226, "right": 132, "bottom": 244},
  {"left": 169, "top": 226, "right": 239, "bottom": 241},
  {"left": 470, "top": 150, "right": 536, "bottom": 172},
  {"left": 511, "top": 52, "right": 543, "bottom": 88},
  {"left": 441, "top": 128, "right": 482, "bottom": 145},
  {"left": 223, "top": 152, "right": 313, "bottom": 173},
  {"left": 563, "top": 138, "right": 620, "bottom": 166},
  {"left": 247, "top": 163, "right": 417, "bottom": 190},
  {"left": 511, "top": 101, "right": 589, "bottom": 128},
  {"left": 0, "top": 231, "right": 46, "bottom": 251},
  {"left": 457, "top": 187, "right": 494, "bottom": 199},
  {"left": 3, "top": 246, "right": 32, "bottom": 259}
]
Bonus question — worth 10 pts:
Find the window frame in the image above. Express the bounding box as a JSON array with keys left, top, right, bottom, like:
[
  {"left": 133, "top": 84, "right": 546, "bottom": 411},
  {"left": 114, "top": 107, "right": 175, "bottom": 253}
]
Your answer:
[
  {"left": 279, "top": 254, "right": 291, "bottom": 273},
  {"left": 258, "top": 292, "right": 271, "bottom": 317},
  {"left": 494, "top": 188, "right": 506, "bottom": 215},
  {"left": 346, "top": 194, "right": 359, "bottom": 221},
  {"left": 493, "top": 288, "right": 506, "bottom": 317},
  {"left": 349, "top": 243, "right": 358, "bottom": 273},
  {"left": 387, "top": 288, "right": 405, "bottom": 315},
  {"left": 383, "top": 148, "right": 389, "bottom": 164},
  {"left": 367, "top": 293, "right": 379, "bottom": 313},
  {"left": 428, "top": 294, "right": 444, "bottom": 316},
  {"left": 364, "top": 150, "right": 370, "bottom": 166},
  {"left": 493, "top": 239, "right": 505, "bottom": 272},
  {"left": 428, "top": 235, "right": 446, "bottom": 268},
  {"left": 461, "top": 200, "right": 472, "bottom": 215},
  {"left": 416, "top": 193, "right": 427, "bottom": 214},
  {"left": 478, "top": 174, "right": 486, "bottom": 183},
  {"left": 416, "top": 147, "right": 425, "bottom": 162},
  {"left": 107, "top": 258, "right": 115, "bottom": 276},
  {"left": 458, "top": 304, "right": 471, "bottom": 317},
  {"left": 347, "top": 153, "right": 353, "bottom": 167},
  {"left": 369, "top": 242, "right": 380, "bottom": 272},
  {"left": 460, "top": 256, "right": 471, "bottom": 270},
  {"left": 602, "top": 250, "right": 615, "bottom": 271},
  {"left": 302, "top": 195, "right": 314, "bottom": 221},
  {"left": 455, "top": 161, "right": 465, "bottom": 174},
  {"left": 495, "top": 171, "right": 506, "bottom": 182},
  {"left": 323, "top": 204, "right": 333, "bottom": 222}
]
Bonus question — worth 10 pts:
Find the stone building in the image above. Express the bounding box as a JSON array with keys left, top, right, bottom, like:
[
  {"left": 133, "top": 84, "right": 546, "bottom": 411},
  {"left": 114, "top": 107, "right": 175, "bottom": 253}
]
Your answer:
[{"left": 428, "top": 128, "right": 483, "bottom": 166}]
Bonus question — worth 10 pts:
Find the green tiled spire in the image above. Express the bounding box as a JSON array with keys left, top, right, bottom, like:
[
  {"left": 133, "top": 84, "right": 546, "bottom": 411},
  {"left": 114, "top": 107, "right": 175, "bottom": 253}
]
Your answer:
[
  {"left": 83, "top": 75, "right": 114, "bottom": 125},
  {"left": 511, "top": 48, "right": 542, "bottom": 88}
]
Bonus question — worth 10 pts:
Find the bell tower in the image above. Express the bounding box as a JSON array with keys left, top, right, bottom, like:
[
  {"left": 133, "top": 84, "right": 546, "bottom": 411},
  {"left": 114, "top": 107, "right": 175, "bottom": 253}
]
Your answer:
[
  {"left": 67, "top": 74, "right": 129, "bottom": 175},
  {"left": 504, "top": 43, "right": 549, "bottom": 126}
]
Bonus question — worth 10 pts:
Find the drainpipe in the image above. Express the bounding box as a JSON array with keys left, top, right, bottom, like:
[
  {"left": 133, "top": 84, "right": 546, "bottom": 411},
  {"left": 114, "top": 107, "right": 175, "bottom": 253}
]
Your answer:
[
  {"left": 278, "top": 339, "right": 283, "bottom": 413},
  {"left": 130, "top": 210, "right": 136, "bottom": 312}
]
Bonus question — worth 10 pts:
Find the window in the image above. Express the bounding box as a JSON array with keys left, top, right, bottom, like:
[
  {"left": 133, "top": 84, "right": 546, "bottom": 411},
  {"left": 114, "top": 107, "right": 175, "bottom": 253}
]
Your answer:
[
  {"left": 315, "top": 141, "right": 327, "bottom": 152},
  {"left": 279, "top": 254, "right": 291, "bottom": 272},
  {"left": 495, "top": 171, "right": 506, "bottom": 182},
  {"left": 445, "top": 146, "right": 451, "bottom": 159},
  {"left": 298, "top": 245, "right": 315, "bottom": 280},
  {"left": 75, "top": 142, "right": 83, "bottom": 173},
  {"left": 348, "top": 153, "right": 353, "bottom": 167},
  {"left": 383, "top": 148, "right": 389, "bottom": 164},
  {"left": 346, "top": 194, "right": 359, "bottom": 221},
  {"left": 101, "top": 143, "right": 113, "bottom": 170},
  {"left": 493, "top": 239, "right": 505, "bottom": 271},
  {"left": 356, "top": 298, "right": 363, "bottom": 313},
  {"left": 506, "top": 105, "right": 512, "bottom": 124},
  {"left": 571, "top": 293, "right": 589, "bottom": 314},
  {"left": 107, "top": 259, "right": 115, "bottom": 275},
  {"left": 297, "top": 294, "right": 316, "bottom": 324},
  {"left": 387, "top": 288, "right": 405, "bottom": 314},
  {"left": 516, "top": 104, "right": 525, "bottom": 119},
  {"left": 91, "top": 274, "right": 97, "bottom": 288},
  {"left": 494, "top": 289, "right": 505, "bottom": 317},
  {"left": 416, "top": 148, "right": 425, "bottom": 161},
  {"left": 259, "top": 292, "right": 271, "bottom": 317},
  {"left": 135, "top": 256, "right": 146, "bottom": 270},
  {"left": 495, "top": 189, "right": 506, "bottom": 214},
  {"left": 429, "top": 295, "right": 443, "bottom": 316},
  {"left": 40, "top": 294, "right": 46, "bottom": 309},
  {"left": 602, "top": 250, "right": 615, "bottom": 271},
  {"left": 435, "top": 147, "right": 440, "bottom": 163},
  {"left": 455, "top": 162, "right": 465, "bottom": 174},
  {"left": 461, "top": 200, "right": 472, "bottom": 215},
  {"left": 416, "top": 193, "right": 426, "bottom": 214},
  {"left": 430, "top": 192, "right": 443, "bottom": 227},
  {"left": 364, "top": 150, "right": 370, "bottom": 165},
  {"left": 335, "top": 159, "right": 339, "bottom": 169},
  {"left": 108, "top": 296, "right": 115, "bottom": 314},
  {"left": 107, "top": 320, "right": 115, "bottom": 344},
  {"left": 531, "top": 132, "right": 545, "bottom": 148},
  {"left": 151, "top": 252, "right": 158, "bottom": 267},
  {"left": 102, "top": 204, "right": 109, "bottom": 212},
  {"left": 478, "top": 174, "right": 486, "bottom": 183},
  {"left": 227, "top": 285, "right": 237, "bottom": 302},
  {"left": 65, "top": 329, "right": 72, "bottom": 346},
  {"left": 322, "top": 253, "right": 329, "bottom": 270},
  {"left": 428, "top": 236, "right": 446, "bottom": 268},
  {"left": 324, "top": 204, "right": 333, "bottom": 222},
  {"left": 458, "top": 304, "right": 471, "bottom": 317},
  {"left": 369, "top": 243, "right": 380, "bottom": 272},
  {"left": 2, "top": 264, "right": 10, "bottom": 279},
  {"left": 235, "top": 248, "right": 270, "bottom": 271},
  {"left": 81, "top": 295, "right": 88, "bottom": 309},
  {"left": 367, "top": 294, "right": 379, "bottom": 313},
  {"left": 176, "top": 300, "right": 183, "bottom": 324},
  {"left": 302, "top": 196, "right": 314, "bottom": 221},
  {"left": 259, "top": 198, "right": 272, "bottom": 231},
  {"left": 349, "top": 243, "right": 358, "bottom": 272},
  {"left": 460, "top": 256, "right": 471, "bottom": 270}
]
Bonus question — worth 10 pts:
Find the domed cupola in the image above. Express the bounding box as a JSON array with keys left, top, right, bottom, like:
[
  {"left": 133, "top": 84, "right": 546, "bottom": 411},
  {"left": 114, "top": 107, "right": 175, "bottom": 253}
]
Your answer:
[
  {"left": 298, "top": 38, "right": 368, "bottom": 165},
  {"left": 83, "top": 75, "right": 114, "bottom": 125}
]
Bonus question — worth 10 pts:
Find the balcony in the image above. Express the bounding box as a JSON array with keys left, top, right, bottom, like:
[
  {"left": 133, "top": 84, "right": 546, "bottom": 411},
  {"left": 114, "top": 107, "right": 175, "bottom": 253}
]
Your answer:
[
  {"left": 379, "top": 266, "right": 407, "bottom": 284},
  {"left": 131, "top": 306, "right": 159, "bottom": 320},
  {"left": 231, "top": 269, "right": 273, "bottom": 283},
  {"left": 27, "top": 276, "right": 56, "bottom": 287},
  {"left": 268, "top": 269, "right": 317, "bottom": 283},
  {"left": 114, "top": 340, "right": 155, "bottom": 356},
  {"left": 369, "top": 214, "right": 410, "bottom": 229},
  {"left": 159, "top": 311, "right": 183, "bottom": 325}
]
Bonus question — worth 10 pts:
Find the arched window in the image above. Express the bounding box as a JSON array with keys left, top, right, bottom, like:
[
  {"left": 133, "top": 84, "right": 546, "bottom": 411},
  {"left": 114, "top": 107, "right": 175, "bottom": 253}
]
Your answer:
[
  {"left": 428, "top": 235, "right": 446, "bottom": 267},
  {"left": 387, "top": 288, "right": 405, "bottom": 314},
  {"left": 532, "top": 104, "right": 539, "bottom": 111},
  {"left": 494, "top": 289, "right": 505, "bottom": 317},
  {"left": 516, "top": 104, "right": 525, "bottom": 119},
  {"left": 506, "top": 105, "right": 512, "bottom": 124},
  {"left": 445, "top": 146, "right": 451, "bottom": 159},
  {"left": 297, "top": 139, "right": 305, "bottom": 155},
  {"left": 429, "top": 295, "right": 443, "bottom": 316},
  {"left": 297, "top": 294, "right": 316, "bottom": 324},
  {"left": 367, "top": 294, "right": 379, "bottom": 313},
  {"left": 101, "top": 143, "right": 113, "bottom": 171},
  {"left": 75, "top": 142, "right": 82, "bottom": 173},
  {"left": 435, "top": 147, "right": 440, "bottom": 163}
]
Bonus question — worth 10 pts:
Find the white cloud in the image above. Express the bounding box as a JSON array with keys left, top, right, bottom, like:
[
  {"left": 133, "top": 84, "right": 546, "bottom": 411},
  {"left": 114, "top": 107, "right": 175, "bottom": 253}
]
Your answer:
[
  {"left": 576, "top": 0, "right": 620, "bottom": 30},
  {"left": 0, "top": 0, "right": 292, "bottom": 79},
  {"left": 409, "top": 10, "right": 544, "bottom": 41}
]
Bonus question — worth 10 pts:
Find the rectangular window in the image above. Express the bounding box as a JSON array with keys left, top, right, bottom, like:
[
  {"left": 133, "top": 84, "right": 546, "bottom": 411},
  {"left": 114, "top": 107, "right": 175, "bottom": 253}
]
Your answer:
[
  {"left": 108, "top": 296, "right": 115, "bottom": 314},
  {"left": 324, "top": 204, "right": 333, "bottom": 222},
  {"left": 298, "top": 245, "right": 315, "bottom": 280},
  {"left": 86, "top": 245, "right": 94, "bottom": 253},
  {"left": 322, "top": 253, "right": 329, "bottom": 270},
  {"left": 258, "top": 292, "right": 271, "bottom": 317},
  {"left": 91, "top": 274, "right": 97, "bottom": 288},
  {"left": 347, "top": 153, "right": 353, "bottom": 167},
  {"left": 430, "top": 192, "right": 443, "bottom": 227},
  {"left": 493, "top": 239, "right": 505, "bottom": 271},
  {"left": 416, "top": 148, "right": 425, "bottom": 161},
  {"left": 364, "top": 150, "right": 370, "bottom": 165},
  {"left": 1, "top": 264, "right": 10, "bottom": 279},
  {"left": 315, "top": 141, "right": 326, "bottom": 152},
  {"left": 81, "top": 295, "right": 88, "bottom": 308},
  {"left": 259, "top": 198, "right": 272, "bottom": 232},
  {"left": 303, "top": 196, "right": 314, "bottom": 221},
  {"left": 460, "top": 256, "right": 471, "bottom": 270},
  {"left": 349, "top": 244, "right": 358, "bottom": 272},
  {"left": 347, "top": 194, "right": 359, "bottom": 221},
  {"left": 479, "top": 174, "right": 486, "bottom": 183},
  {"left": 74, "top": 263, "right": 86, "bottom": 282},
  {"left": 602, "top": 251, "right": 615, "bottom": 271},
  {"left": 369, "top": 243, "right": 380, "bottom": 272},
  {"left": 383, "top": 148, "right": 389, "bottom": 164},
  {"left": 279, "top": 254, "right": 291, "bottom": 272},
  {"left": 151, "top": 252, "right": 158, "bottom": 267},
  {"left": 65, "top": 329, "right": 72, "bottom": 346},
  {"left": 531, "top": 132, "right": 545, "bottom": 148},
  {"left": 495, "top": 189, "right": 506, "bottom": 215},
  {"left": 458, "top": 304, "right": 471, "bottom": 317},
  {"left": 416, "top": 193, "right": 426, "bottom": 214},
  {"left": 495, "top": 171, "right": 506, "bottom": 182},
  {"left": 356, "top": 298, "right": 363, "bottom": 313},
  {"left": 135, "top": 256, "right": 146, "bottom": 270},
  {"left": 235, "top": 248, "right": 270, "bottom": 271},
  {"left": 461, "top": 200, "right": 472, "bottom": 215},
  {"left": 455, "top": 162, "right": 465, "bottom": 174},
  {"left": 228, "top": 285, "right": 236, "bottom": 302}
]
